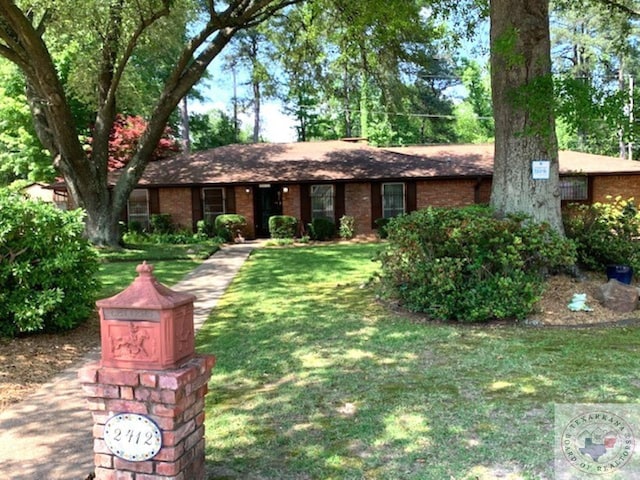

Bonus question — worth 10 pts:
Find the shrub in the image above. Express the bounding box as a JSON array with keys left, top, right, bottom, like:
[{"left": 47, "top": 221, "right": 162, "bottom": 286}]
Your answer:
[
  {"left": 214, "top": 214, "right": 247, "bottom": 242},
  {"left": 308, "top": 217, "right": 336, "bottom": 241},
  {"left": 377, "top": 205, "right": 576, "bottom": 322},
  {"left": 196, "top": 220, "right": 216, "bottom": 239},
  {"left": 0, "top": 191, "right": 100, "bottom": 336},
  {"left": 128, "top": 220, "right": 144, "bottom": 233},
  {"left": 563, "top": 196, "right": 640, "bottom": 272},
  {"left": 268, "top": 215, "right": 298, "bottom": 239},
  {"left": 339, "top": 215, "right": 356, "bottom": 240},
  {"left": 374, "top": 218, "right": 390, "bottom": 239},
  {"left": 150, "top": 213, "right": 174, "bottom": 234}
]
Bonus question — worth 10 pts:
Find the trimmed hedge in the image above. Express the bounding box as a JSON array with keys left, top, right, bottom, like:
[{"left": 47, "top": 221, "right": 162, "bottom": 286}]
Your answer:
[
  {"left": 269, "top": 215, "right": 298, "bottom": 239},
  {"left": 377, "top": 205, "right": 576, "bottom": 322},
  {"left": 308, "top": 217, "right": 336, "bottom": 241},
  {"left": 214, "top": 214, "right": 247, "bottom": 242},
  {"left": 0, "top": 191, "right": 100, "bottom": 336}
]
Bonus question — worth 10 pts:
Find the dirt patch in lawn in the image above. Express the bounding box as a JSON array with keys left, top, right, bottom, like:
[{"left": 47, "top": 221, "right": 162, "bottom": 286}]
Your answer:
[
  {"left": 529, "top": 272, "right": 640, "bottom": 327},
  {"left": 0, "top": 273, "right": 639, "bottom": 412}
]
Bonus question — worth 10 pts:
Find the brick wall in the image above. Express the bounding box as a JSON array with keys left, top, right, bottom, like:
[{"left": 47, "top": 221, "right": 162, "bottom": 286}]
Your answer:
[
  {"left": 416, "top": 179, "right": 480, "bottom": 208},
  {"left": 234, "top": 186, "right": 256, "bottom": 239},
  {"left": 282, "top": 185, "right": 301, "bottom": 219},
  {"left": 345, "top": 183, "right": 372, "bottom": 235},
  {"left": 159, "top": 188, "right": 193, "bottom": 230},
  {"left": 592, "top": 175, "right": 640, "bottom": 203}
]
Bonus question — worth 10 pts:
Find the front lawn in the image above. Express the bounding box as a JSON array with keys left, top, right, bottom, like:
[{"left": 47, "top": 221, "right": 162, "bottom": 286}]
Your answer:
[
  {"left": 197, "top": 243, "right": 640, "bottom": 479},
  {"left": 97, "top": 241, "right": 219, "bottom": 297}
]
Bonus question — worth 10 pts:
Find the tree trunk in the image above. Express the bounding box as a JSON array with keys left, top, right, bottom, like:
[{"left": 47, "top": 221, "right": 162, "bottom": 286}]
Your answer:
[
  {"left": 179, "top": 96, "right": 191, "bottom": 153},
  {"left": 253, "top": 79, "right": 261, "bottom": 143},
  {"left": 490, "top": 0, "right": 564, "bottom": 234}
]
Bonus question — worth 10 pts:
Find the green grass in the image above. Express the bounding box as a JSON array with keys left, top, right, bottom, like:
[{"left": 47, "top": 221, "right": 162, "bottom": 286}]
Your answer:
[
  {"left": 96, "top": 242, "right": 217, "bottom": 297},
  {"left": 197, "top": 243, "right": 640, "bottom": 479}
]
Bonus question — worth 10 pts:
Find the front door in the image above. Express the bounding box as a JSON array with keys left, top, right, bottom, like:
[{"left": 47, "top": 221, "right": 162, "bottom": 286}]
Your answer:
[{"left": 256, "top": 185, "right": 283, "bottom": 237}]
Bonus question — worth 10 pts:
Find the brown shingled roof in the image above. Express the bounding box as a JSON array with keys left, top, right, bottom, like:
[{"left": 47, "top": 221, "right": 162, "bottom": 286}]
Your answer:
[{"left": 131, "top": 141, "right": 640, "bottom": 187}]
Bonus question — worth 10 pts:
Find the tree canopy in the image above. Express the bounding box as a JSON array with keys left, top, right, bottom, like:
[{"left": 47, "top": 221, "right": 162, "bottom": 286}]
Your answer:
[{"left": 0, "top": 0, "right": 303, "bottom": 245}]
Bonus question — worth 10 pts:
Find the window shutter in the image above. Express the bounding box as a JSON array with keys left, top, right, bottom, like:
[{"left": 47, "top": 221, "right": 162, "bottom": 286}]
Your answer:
[
  {"left": 300, "top": 184, "right": 311, "bottom": 225},
  {"left": 191, "top": 187, "right": 203, "bottom": 231},
  {"left": 406, "top": 182, "right": 417, "bottom": 213},
  {"left": 148, "top": 188, "right": 160, "bottom": 215},
  {"left": 335, "top": 183, "right": 345, "bottom": 222},
  {"left": 371, "top": 182, "right": 382, "bottom": 228},
  {"left": 226, "top": 186, "right": 236, "bottom": 213}
]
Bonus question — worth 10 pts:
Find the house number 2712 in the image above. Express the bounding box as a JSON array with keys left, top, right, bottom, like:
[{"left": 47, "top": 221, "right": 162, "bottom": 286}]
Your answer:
[{"left": 103, "top": 413, "right": 162, "bottom": 462}]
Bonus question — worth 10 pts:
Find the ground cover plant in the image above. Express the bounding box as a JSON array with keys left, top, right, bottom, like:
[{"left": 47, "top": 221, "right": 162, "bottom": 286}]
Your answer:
[{"left": 197, "top": 243, "right": 640, "bottom": 480}]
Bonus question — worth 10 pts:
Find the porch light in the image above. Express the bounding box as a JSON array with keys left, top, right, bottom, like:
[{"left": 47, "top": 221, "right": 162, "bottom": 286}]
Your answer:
[
  {"left": 282, "top": 186, "right": 289, "bottom": 193},
  {"left": 245, "top": 187, "right": 251, "bottom": 194}
]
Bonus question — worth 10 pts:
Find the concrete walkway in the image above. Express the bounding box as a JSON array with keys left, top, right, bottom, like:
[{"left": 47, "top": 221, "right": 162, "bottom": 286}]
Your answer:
[{"left": 0, "top": 241, "right": 260, "bottom": 480}]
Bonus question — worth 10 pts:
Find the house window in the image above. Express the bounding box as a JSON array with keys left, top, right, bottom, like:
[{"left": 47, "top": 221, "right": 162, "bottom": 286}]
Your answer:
[
  {"left": 310, "top": 184, "right": 334, "bottom": 220},
  {"left": 382, "top": 183, "right": 405, "bottom": 218},
  {"left": 203, "top": 187, "right": 225, "bottom": 223},
  {"left": 559, "top": 176, "right": 588, "bottom": 201},
  {"left": 128, "top": 189, "right": 149, "bottom": 229}
]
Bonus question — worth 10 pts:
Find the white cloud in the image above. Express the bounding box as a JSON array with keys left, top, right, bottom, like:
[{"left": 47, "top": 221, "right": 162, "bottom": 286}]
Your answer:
[{"left": 259, "top": 103, "right": 297, "bottom": 143}]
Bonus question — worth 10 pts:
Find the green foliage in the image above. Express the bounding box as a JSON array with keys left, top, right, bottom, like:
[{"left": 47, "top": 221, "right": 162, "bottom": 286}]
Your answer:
[
  {"left": 339, "top": 215, "right": 356, "bottom": 240},
  {"left": 214, "top": 214, "right": 247, "bottom": 242},
  {"left": 268, "top": 215, "right": 298, "bottom": 239},
  {"left": 0, "top": 60, "right": 54, "bottom": 185},
  {"left": 149, "top": 213, "right": 174, "bottom": 234},
  {"left": 377, "top": 206, "right": 576, "bottom": 322},
  {"left": 563, "top": 196, "right": 640, "bottom": 272},
  {"left": 122, "top": 228, "right": 222, "bottom": 246},
  {"left": 196, "top": 219, "right": 216, "bottom": 239},
  {"left": 454, "top": 59, "right": 494, "bottom": 143},
  {"left": 374, "top": 217, "right": 390, "bottom": 239},
  {"left": 190, "top": 110, "right": 246, "bottom": 150},
  {"left": 0, "top": 191, "right": 100, "bottom": 336},
  {"left": 308, "top": 217, "right": 335, "bottom": 241}
]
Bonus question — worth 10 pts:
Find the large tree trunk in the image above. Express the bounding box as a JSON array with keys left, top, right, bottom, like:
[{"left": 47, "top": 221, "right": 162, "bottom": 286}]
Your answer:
[{"left": 490, "top": 0, "right": 564, "bottom": 234}]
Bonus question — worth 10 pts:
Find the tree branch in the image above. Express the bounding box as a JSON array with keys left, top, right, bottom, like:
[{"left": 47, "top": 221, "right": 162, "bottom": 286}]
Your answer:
[{"left": 595, "top": 0, "right": 640, "bottom": 17}]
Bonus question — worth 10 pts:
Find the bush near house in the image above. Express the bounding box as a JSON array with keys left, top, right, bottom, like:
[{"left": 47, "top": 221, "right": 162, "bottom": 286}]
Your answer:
[
  {"left": 268, "top": 215, "right": 298, "bottom": 239},
  {"left": 339, "top": 215, "right": 356, "bottom": 239},
  {"left": 214, "top": 214, "right": 247, "bottom": 241},
  {"left": 149, "top": 213, "right": 174, "bottom": 234},
  {"left": 308, "top": 217, "right": 336, "bottom": 241},
  {"left": 377, "top": 205, "right": 576, "bottom": 322},
  {"left": 0, "top": 191, "right": 100, "bottom": 336},
  {"left": 563, "top": 196, "right": 640, "bottom": 273},
  {"left": 374, "top": 217, "right": 390, "bottom": 239}
]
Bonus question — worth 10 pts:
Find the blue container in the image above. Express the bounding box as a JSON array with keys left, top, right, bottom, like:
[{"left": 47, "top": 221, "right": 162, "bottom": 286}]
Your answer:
[{"left": 606, "top": 265, "right": 633, "bottom": 284}]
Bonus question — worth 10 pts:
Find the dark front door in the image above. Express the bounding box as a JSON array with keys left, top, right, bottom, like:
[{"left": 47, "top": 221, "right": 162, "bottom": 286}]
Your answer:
[{"left": 256, "top": 185, "right": 283, "bottom": 237}]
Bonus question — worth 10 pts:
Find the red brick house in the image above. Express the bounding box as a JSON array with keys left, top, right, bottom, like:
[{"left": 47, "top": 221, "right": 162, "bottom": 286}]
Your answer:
[{"left": 62, "top": 140, "right": 640, "bottom": 238}]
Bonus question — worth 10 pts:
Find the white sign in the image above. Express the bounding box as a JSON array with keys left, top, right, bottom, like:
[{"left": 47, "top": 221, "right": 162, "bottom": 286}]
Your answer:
[
  {"left": 104, "top": 413, "right": 162, "bottom": 462},
  {"left": 532, "top": 160, "right": 550, "bottom": 180}
]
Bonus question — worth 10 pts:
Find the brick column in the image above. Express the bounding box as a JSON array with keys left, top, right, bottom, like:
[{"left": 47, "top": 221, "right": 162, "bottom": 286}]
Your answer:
[{"left": 79, "top": 355, "right": 215, "bottom": 480}]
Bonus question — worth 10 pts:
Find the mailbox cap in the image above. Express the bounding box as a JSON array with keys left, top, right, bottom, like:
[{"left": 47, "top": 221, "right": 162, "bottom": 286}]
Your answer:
[{"left": 96, "top": 262, "right": 196, "bottom": 310}]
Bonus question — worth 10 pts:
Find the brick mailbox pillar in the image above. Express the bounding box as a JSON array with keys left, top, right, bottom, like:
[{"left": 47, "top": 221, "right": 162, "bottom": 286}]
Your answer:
[{"left": 79, "top": 262, "right": 215, "bottom": 480}]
